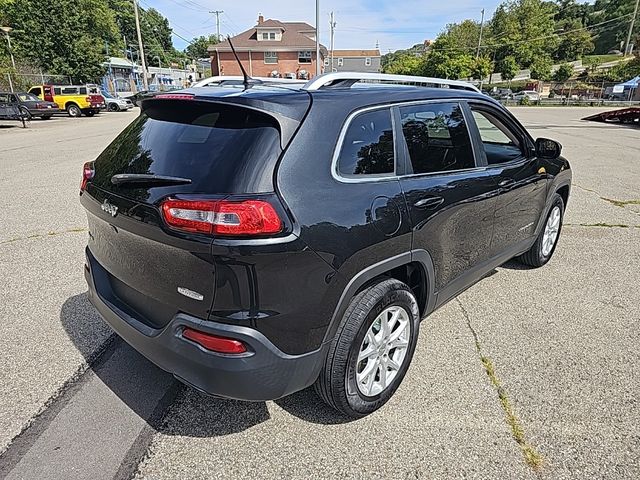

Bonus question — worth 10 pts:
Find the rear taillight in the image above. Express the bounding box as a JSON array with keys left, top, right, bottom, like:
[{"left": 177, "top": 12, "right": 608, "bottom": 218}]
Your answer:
[
  {"left": 161, "top": 198, "right": 282, "bottom": 236},
  {"left": 80, "top": 161, "right": 94, "bottom": 192},
  {"left": 182, "top": 328, "right": 247, "bottom": 354}
]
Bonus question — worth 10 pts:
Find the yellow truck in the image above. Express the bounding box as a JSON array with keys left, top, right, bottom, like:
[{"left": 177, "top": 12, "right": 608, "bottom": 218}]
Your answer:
[{"left": 28, "top": 84, "right": 106, "bottom": 117}]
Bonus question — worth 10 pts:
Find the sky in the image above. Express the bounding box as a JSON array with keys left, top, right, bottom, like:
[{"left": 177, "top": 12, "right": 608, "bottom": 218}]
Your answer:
[{"left": 139, "top": 0, "right": 505, "bottom": 53}]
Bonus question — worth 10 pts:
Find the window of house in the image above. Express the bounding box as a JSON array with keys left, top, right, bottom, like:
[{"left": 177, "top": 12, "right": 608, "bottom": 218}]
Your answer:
[
  {"left": 298, "top": 50, "right": 312, "bottom": 63},
  {"left": 399, "top": 103, "right": 475, "bottom": 175},
  {"left": 269, "top": 32, "right": 276, "bottom": 40},
  {"left": 365, "top": 57, "right": 372, "bottom": 66},
  {"left": 337, "top": 57, "right": 344, "bottom": 66},
  {"left": 337, "top": 108, "right": 394, "bottom": 177},
  {"left": 471, "top": 109, "right": 524, "bottom": 165},
  {"left": 262, "top": 32, "right": 268, "bottom": 40},
  {"left": 264, "top": 51, "right": 278, "bottom": 64}
]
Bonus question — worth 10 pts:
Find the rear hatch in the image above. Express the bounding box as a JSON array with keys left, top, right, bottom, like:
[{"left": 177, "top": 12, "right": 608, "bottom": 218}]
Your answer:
[
  {"left": 87, "top": 85, "right": 105, "bottom": 108},
  {"left": 81, "top": 95, "right": 296, "bottom": 330}
]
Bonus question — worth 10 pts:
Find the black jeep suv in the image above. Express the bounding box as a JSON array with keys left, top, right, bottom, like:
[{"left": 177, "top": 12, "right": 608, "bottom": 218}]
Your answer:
[{"left": 80, "top": 73, "right": 571, "bottom": 417}]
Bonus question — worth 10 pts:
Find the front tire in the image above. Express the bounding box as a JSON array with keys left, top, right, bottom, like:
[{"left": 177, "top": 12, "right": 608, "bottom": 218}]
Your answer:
[
  {"left": 518, "top": 193, "right": 564, "bottom": 267},
  {"left": 315, "top": 278, "right": 420, "bottom": 418},
  {"left": 108, "top": 103, "right": 119, "bottom": 112}
]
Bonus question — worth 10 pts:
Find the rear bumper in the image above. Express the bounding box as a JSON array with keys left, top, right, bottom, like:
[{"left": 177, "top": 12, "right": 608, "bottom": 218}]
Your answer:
[{"left": 84, "top": 247, "right": 326, "bottom": 401}]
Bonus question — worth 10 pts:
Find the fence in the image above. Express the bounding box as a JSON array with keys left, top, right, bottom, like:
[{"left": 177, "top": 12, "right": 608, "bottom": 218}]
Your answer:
[
  {"left": 1, "top": 72, "right": 73, "bottom": 92},
  {"left": 490, "top": 80, "right": 640, "bottom": 106}
]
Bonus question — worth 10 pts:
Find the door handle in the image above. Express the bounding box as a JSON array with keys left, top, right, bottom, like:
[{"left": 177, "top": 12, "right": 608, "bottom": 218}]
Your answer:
[
  {"left": 414, "top": 196, "right": 444, "bottom": 209},
  {"left": 498, "top": 178, "right": 516, "bottom": 188}
]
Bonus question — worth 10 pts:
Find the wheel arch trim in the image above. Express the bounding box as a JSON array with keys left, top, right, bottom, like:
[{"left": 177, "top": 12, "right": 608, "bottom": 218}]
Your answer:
[{"left": 322, "top": 250, "right": 436, "bottom": 345}]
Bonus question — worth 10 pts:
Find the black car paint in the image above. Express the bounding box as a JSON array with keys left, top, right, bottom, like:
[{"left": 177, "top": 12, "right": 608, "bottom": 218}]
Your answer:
[
  {"left": 0, "top": 91, "right": 60, "bottom": 117},
  {"left": 81, "top": 84, "right": 571, "bottom": 400}
]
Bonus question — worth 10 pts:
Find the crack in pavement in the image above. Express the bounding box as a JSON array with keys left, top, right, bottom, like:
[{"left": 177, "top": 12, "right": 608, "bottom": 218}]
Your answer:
[
  {"left": 456, "top": 298, "right": 544, "bottom": 471},
  {"left": 564, "top": 223, "right": 640, "bottom": 229},
  {"left": 572, "top": 184, "right": 640, "bottom": 218},
  {"left": 0, "top": 227, "right": 87, "bottom": 246}
]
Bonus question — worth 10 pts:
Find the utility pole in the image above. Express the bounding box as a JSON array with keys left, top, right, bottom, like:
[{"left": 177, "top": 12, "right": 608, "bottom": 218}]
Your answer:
[
  {"left": 329, "top": 12, "right": 336, "bottom": 72},
  {"left": 476, "top": 8, "right": 485, "bottom": 58},
  {"left": 132, "top": 0, "right": 149, "bottom": 90},
  {"left": 625, "top": 0, "right": 639, "bottom": 56},
  {"left": 0, "top": 26, "right": 16, "bottom": 70},
  {"left": 315, "top": 0, "right": 321, "bottom": 76},
  {"left": 210, "top": 10, "right": 223, "bottom": 40}
]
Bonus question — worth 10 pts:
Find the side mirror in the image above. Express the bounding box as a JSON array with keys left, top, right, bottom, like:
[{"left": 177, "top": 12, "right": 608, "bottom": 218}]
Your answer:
[{"left": 535, "top": 138, "right": 562, "bottom": 159}]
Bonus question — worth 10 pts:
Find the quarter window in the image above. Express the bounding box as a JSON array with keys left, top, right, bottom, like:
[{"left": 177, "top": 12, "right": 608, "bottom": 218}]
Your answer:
[
  {"left": 337, "top": 109, "right": 394, "bottom": 177},
  {"left": 399, "top": 103, "right": 475, "bottom": 174},
  {"left": 264, "top": 51, "right": 278, "bottom": 64},
  {"left": 471, "top": 109, "right": 524, "bottom": 165}
]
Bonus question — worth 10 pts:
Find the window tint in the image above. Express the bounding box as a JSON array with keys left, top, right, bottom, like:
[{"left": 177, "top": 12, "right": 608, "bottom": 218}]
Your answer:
[
  {"left": 0, "top": 93, "right": 10, "bottom": 103},
  {"left": 30, "top": 87, "right": 42, "bottom": 96},
  {"left": 399, "top": 103, "right": 475, "bottom": 174},
  {"left": 471, "top": 109, "right": 523, "bottom": 165},
  {"left": 338, "top": 108, "right": 394, "bottom": 177},
  {"left": 91, "top": 102, "right": 282, "bottom": 203}
]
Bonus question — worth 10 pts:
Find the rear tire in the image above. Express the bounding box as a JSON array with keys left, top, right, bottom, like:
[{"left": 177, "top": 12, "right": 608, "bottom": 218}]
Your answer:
[
  {"left": 67, "top": 104, "right": 81, "bottom": 117},
  {"left": 314, "top": 278, "right": 420, "bottom": 418},
  {"left": 41, "top": 115, "right": 52, "bottom": 120},
  {"left": 84, "top": 110, "right": 95, "bottom": 117},
  {"left": 108, "top": 103, "right": 119, "bottom": 112},
  {"left": 19, "top": 106, "right": 31, "bottom": 121},
  {"left": 518, "top": 193, "right": 564, "bottom": 267}
]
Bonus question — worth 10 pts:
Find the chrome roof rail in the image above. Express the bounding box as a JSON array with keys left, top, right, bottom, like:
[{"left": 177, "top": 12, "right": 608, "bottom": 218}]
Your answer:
[
  {"left": 302, "top": 72, "right": 480, "bottom": 93},
  {"left": 192, "top": 75, "right": 306, "bottom": 88}
]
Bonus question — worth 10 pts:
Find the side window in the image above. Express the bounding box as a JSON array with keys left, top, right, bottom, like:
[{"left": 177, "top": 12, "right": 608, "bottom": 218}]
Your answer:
[
  {"left": 338, "top": 108, "right": 395, "bottom": 177},
  {"left": 30, "top": 87, "right": 42, "bottom": 96},
  {"left": 399, "top": 102, "right": 475, "bottom": 174},
  {"left": 471, "top": 109, "right": 524, "bottom": 165}
]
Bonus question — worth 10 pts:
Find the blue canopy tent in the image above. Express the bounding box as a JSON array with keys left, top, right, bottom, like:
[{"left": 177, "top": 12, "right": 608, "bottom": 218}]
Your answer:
[{"left": 613, "top": 76, "right": 640, "bottom": 101}]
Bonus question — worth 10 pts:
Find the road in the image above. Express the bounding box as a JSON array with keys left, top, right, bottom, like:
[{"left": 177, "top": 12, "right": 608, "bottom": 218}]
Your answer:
[{"left": 0, "top": 108, "right": 638, "bottom": 479}]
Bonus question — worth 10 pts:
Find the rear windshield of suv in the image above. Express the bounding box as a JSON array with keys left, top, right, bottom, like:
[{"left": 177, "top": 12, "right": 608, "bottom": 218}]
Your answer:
[{"left": 90, "top": 101, "right": 282, "bottom": 203}]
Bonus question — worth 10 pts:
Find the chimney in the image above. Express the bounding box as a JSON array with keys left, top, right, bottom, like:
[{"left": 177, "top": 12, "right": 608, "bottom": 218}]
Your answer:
[{"left": 257, "top": 14, "right": 264, "bottom": 25}]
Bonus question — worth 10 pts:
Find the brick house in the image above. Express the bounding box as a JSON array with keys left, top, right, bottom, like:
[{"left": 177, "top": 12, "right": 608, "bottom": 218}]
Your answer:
[
  {"left": 326, "top": 49, "right": 382, "bottom": 73},
  {"left": 208, "top": 15, "right": 326, "bottom": 79}
]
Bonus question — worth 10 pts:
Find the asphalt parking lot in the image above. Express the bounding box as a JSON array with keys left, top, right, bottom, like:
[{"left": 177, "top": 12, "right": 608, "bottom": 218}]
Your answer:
[{"left": 0, "top": 107, "right": 638, "bottom": 479}]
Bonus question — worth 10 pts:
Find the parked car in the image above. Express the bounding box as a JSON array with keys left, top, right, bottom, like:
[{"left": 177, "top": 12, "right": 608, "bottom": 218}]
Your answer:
[
  {"left": 0, "top": 91, "right": 60, "bottom": 119},
  {"left": 488, "top": 87, "right": 513, "bottom": 100},
  {"left": 101, "top": 90, "right": 134, "bottom": 112},
  {"left": 80, "top": 73, "right": 571, "bottom": 418},
  {"left": 513, "top": 90, "right": 541, "bottom": 101},
  {"left": 0, "top": 95, "right": 24, "bottom": 123},
  {"left": 123, "top": 90, "right": 159, "bottom": 107},
  {"left": 28, "top": 84, "right": 105, "bottom": 117}
]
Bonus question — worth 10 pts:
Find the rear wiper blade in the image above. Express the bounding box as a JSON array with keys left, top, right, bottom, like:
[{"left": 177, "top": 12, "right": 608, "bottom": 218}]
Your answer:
[{"left": 111, "top": 174, "right": 192, "bottom": 187}]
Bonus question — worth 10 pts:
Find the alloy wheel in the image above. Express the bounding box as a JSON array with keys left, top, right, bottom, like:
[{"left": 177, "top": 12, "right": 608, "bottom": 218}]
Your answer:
[
  {"left": 542, "top": 206, "right": 561, "bottom": 256},
  {"left": 356, "top": 306, "right": 411, "bottom": 397}
]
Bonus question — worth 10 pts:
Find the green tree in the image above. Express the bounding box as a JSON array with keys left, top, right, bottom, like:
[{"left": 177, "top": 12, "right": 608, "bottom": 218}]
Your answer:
[
  {"left": 555, "top": 19, "right": 594, "bottom": 61},
  {"left": 490, "top": 0, "right": 558, "bottom": 67},
  {"left": 471, "top": 56, "right": 493, "bottom": 80},
  {"left": 591, "top": 0, "right": 639, "bottom": 54},
  {"left": 6, "top": 0, "right": 120, "bottom": 82},
  {"left": 553, "top": 62, "right": 574, "bottom": 81},
  {"left": 530, "top": 56, "right": 553, "bottom": 80},
  {"left": 383, "top": 53, "right": 426, "bottom": 75},
  {"left": 185, "top": 35, "right": 220, "bottom": 59},
  {"left": 498, "top": 55, "right": 519, "bottom": 81}
]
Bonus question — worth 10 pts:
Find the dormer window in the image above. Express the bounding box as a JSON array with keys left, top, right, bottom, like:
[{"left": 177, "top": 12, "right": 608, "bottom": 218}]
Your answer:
[
  {"left": 262, "top": 32, "right": 268, "bottom": 40},
  {"left": 269, "top": 32, "right": 276, "bottom": 40},
  {"left": 257, "top": 28, "right": 282, "bottom": 41}
]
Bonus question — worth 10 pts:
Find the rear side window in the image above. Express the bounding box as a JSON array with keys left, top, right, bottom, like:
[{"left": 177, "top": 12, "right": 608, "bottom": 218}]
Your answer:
[
  {"left": 337, "top": 108, "right": 395, "bottom": 177},
  {"left": 91, "top": 101, "right": 282, "bottom": 203},
  {"left": 29, "top": 87, "right": 42, "bottom": 96},
  {"left": 399, "top": 103, "right": 475, "bottom": 175}
]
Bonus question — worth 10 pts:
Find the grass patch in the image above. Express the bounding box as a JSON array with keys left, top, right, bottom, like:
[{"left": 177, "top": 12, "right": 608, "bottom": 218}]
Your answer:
[
  {"left": 601, "top": 197, "right": 640, "bottom": 208},
  {"left": 0, "top": 227, "right": 87, "bottom": 245},
  {"left": 582, "top": 54, "right": 625, "bottom": 65},
  {"left": 457, "top": 298, "right": 544, "bottom": 470}
]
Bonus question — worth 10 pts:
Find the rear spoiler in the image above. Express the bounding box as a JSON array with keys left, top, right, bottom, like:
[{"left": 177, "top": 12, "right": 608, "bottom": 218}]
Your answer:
[{"left": 142, "top": 92, "right": 311, "bottom": 150}]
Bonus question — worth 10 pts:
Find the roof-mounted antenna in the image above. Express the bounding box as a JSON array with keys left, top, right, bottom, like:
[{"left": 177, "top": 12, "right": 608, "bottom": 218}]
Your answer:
[{"left": 227, "top": 35, "right": 259, "bottom": 90}]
